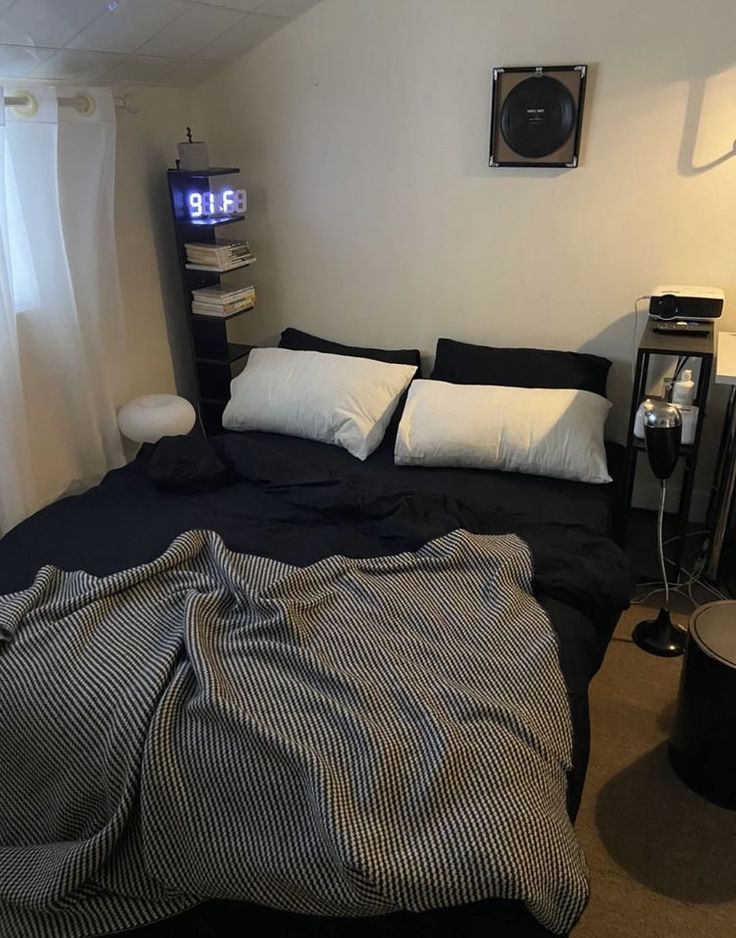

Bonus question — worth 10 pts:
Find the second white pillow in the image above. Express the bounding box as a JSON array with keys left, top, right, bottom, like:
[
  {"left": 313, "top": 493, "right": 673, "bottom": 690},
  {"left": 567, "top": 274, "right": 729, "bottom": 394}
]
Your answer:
[{"left": 395, "top": 379, "right": 612, "bottom": 484}]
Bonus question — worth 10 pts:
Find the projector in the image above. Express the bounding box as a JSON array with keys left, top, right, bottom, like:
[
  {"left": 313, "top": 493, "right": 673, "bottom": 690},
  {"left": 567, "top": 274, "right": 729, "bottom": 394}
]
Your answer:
[{"left": 649, "top": 285, "right": 725, "bottom": 322}]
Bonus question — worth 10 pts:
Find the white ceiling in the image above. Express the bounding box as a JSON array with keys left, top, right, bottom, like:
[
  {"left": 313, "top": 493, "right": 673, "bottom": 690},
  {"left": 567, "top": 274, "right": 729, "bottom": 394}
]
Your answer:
[{"left": 0, "top": 0, "right": 321, "bottom": 86}]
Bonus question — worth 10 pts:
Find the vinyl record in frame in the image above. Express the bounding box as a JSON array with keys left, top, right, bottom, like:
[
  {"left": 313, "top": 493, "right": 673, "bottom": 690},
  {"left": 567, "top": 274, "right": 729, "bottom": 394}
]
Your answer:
[{"left": 489, "top": 65, "right": 587, "bottom": 168}]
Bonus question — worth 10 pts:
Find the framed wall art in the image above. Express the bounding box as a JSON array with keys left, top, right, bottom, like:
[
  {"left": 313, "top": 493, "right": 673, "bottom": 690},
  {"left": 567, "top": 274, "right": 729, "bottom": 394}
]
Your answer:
[{"left": 489, "top": 65, "right": 587, "bottom": 168}]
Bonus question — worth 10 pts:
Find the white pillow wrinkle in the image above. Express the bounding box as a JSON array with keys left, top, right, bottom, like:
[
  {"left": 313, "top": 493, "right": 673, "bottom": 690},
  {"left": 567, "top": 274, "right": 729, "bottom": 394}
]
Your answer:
[
  {"left": 395, "top": 380, "right": 612, "bottom": 484},
  {"left": 223, "top": 348, "right": 416, "bottom": 460}
]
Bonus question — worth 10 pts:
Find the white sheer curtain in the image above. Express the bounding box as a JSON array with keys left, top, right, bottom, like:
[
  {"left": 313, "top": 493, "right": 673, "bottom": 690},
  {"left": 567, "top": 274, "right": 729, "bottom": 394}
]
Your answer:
[{"left": 0, "top": 85, "right": 125, "bottom": 533}]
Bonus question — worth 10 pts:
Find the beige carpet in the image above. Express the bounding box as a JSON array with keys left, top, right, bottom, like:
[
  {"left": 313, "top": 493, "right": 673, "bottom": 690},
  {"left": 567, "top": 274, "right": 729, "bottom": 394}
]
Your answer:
[{"left": 573, "top": 602, "right": 736, "bottom": 937}]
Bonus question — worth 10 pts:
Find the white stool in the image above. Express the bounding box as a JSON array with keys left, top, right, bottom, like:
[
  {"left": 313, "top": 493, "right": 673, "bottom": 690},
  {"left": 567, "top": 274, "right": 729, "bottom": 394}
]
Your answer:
[{"left": 117, "top": 394, "right": 196, "bottom": 444}]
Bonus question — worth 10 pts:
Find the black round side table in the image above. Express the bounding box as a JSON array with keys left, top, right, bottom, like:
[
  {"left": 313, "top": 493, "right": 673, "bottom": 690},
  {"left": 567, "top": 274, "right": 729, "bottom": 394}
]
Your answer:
[{"left": 669, "top": 601, "right": 736, "bottom": 809}]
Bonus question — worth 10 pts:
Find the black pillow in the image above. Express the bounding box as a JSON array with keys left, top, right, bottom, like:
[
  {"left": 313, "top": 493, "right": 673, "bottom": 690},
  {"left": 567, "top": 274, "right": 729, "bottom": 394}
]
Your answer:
[
  {"left": 279, "top": 327, "right": 422, "bottom": 374},
  {"left": 147, "top": 434, "right": 234, "bottom": 493},
  {"left": 431, "top": 337, "right": 611, "bottom": 398}
]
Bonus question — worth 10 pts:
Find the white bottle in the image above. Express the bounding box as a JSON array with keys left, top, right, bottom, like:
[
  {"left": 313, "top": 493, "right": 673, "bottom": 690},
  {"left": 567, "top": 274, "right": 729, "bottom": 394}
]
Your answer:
[{"left": 672, "top": 369, "right": 696, "bottom": 406}]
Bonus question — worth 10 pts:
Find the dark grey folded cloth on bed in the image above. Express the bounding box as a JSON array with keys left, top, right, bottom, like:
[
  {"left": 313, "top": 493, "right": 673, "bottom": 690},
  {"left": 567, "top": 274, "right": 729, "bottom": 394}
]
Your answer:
[
  {"left": 0, "top": 530, "right": 588, "bottom": 938},
  {"left": 146, "top": 433, "right": 235, "bottom": 492}
]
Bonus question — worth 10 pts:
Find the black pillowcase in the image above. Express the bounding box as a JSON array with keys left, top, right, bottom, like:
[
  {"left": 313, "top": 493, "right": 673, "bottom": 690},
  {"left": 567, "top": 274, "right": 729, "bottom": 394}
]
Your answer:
[
  {"left": 279, "top": 327, "right": 422, "bottom": 373},
  {"left": 431, "top": 337, "right": 611, "bottom": 398}
]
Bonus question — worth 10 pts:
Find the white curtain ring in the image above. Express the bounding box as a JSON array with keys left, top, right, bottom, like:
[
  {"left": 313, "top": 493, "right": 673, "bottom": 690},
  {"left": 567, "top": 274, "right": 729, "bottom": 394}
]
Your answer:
[
  {"left": 74, "top": 94, "right": 96, "bottom": 117},
  {"left": 10, "top": 90, "right": 38, "bottom": 118}
]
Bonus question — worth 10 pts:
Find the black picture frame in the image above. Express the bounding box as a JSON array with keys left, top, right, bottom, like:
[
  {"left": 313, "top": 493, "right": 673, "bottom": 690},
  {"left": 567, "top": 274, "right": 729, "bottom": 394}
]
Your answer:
[{"left": 489, "top": 65, "right": 587, "bottom": 169}]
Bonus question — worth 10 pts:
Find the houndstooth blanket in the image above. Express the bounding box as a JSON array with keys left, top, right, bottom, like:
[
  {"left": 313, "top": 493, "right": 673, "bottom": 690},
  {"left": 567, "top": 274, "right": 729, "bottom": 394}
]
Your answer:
[{"left": 0, "top": 529, "right": 588, "bottom": 937}]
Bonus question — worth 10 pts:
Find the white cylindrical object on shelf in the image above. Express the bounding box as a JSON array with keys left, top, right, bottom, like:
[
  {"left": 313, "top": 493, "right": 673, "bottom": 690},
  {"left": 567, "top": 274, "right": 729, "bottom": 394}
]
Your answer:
[
  {"left": 672, "top": 369, "right": 696, "bottom": 406},
  {"left": 118, "top": 394, "right": 196, "bottom": 444},
  {"left": 676, "top": 404, "right": 699, "bottom": 445},
  {"left": 177, "top": 141, "right": 210, "bottom": 171}
]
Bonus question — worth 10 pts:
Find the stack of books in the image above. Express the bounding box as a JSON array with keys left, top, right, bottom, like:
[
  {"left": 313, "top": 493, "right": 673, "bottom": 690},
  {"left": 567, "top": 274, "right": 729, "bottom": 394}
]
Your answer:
[
  {"left": 191, "top": 284, "right": 256, "bottom": 318},
  {"left": 185, "top": 240, "right": 255, "bottom": 272}
]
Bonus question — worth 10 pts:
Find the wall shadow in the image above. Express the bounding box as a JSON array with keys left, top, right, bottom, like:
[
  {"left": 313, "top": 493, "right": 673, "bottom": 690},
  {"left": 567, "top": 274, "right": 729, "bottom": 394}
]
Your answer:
[
  {"left": 578, "top": 309, "right": 642, "bottom": 443},
  {"left": 678, "top": 77, "right": 736, "bottom": 177},
  {"left": 595, "top": 742, "right": 736, "bottom": 903}
]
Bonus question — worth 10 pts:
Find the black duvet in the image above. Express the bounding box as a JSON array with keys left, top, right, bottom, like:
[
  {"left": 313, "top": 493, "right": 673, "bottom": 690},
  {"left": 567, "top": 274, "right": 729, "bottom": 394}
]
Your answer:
[{"left": 0, "top": 431, "right": 633, "bottom": 938}]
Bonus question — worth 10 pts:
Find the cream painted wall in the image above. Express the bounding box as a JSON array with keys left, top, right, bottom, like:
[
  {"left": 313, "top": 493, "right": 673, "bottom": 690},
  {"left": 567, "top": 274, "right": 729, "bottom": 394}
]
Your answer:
[
  {"left": 114, "top": 84, "right": 195, "bottom": 408},
  {"left": 194, "top": 0, "right": 736, "bottom": 515}
]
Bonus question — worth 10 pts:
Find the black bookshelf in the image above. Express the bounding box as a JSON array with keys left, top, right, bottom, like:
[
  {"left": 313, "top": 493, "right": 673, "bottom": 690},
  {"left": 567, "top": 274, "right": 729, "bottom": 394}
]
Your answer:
[{"left": 167, "top": 166, "right": 254, "bottom": 435}]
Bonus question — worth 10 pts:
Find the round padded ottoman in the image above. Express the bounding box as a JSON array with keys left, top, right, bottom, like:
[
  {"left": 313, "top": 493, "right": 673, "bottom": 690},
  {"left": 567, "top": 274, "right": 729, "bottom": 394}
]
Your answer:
[
  {"left": 117, "top": 394, "right": 196, "bottom": 445},
  {"left": 669, "top": 601, "right": 736, "bottom": 808}
]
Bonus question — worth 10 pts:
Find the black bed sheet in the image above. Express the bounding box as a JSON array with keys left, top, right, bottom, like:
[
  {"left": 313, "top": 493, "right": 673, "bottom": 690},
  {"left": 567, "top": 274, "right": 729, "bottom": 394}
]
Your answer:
[
  {"left": 0, "top": 433, "right": 624, "bottom": 595},
  {"left": 221, "top": 431, "right": 624, "bottom": 536},
  {"left": 0, "top": 431, "right": 630, "bottom": 938}
]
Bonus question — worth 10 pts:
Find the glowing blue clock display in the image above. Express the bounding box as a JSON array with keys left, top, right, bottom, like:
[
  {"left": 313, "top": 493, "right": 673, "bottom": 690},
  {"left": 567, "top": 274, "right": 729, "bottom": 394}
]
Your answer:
[{"left": 187, "top": 187, "right": 247, "bottom": 220}]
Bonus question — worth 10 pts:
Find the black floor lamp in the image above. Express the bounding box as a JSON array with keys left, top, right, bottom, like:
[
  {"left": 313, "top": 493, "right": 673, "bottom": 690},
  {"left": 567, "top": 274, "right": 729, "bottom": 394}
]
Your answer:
[{"left": 633, "top": 398, "right": 686, "bottom": 657}]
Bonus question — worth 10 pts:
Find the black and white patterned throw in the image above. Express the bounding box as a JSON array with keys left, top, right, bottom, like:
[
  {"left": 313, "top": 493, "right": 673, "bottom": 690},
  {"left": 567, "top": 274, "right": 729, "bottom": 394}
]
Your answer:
[{"left": 0, "top": 529, "right": 588, "bottom": 937}]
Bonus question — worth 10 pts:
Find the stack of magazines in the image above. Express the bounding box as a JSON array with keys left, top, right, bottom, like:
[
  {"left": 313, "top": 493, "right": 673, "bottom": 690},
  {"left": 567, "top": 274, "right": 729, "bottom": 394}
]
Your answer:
[
  {"left": 191, "top": 284, "right": 256, "bottom": 317},
  {"left": 185, "top": 240, "right": 255, "bottom": 272}
]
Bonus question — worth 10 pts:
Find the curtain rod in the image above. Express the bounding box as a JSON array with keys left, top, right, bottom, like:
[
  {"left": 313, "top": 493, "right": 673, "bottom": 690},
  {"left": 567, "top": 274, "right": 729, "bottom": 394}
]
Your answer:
[{"left": 4, "top": 93, "right": 136, "bottom": 114}]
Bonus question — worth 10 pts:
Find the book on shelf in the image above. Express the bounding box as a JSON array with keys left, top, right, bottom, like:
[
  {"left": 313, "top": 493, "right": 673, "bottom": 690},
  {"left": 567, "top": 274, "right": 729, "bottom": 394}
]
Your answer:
[
  {"left": 192, "top": 292, "right": 255, "bottom": 307},
  {"left": 186, "top": 251, "right": 253, "bottom": 264},
  {"left": 190, "top": 284, "right": 256, "bottom": 317},
  {"left": 185, "top": 258, "right": 256, "bottom": 273},
  {"left": 185, "top": 239, "right": 250, "bottom": 259},
  {"left": 191, "top": 300, "right": 255, "bottom": 318},
  {"left": 192, "top": 284, "right": 255, "bottom": 303},
  {"left": 185, "top": 239, "right": 255, "bottom": 271},
  {"left": 185, "top": 238, "right": 250, "bottom": 252}
]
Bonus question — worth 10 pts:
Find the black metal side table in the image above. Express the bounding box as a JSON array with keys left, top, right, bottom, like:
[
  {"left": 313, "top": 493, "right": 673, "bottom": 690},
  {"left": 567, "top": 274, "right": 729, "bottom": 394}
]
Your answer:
[
  {"left": 706, "top": 331, "right": 736, "bottom": 581},
  {"left": 618, "top": 321, "right": 714, "bottom": 579},
  {"left": 669, "top": 601, "right": 736, "bottom": 808}
]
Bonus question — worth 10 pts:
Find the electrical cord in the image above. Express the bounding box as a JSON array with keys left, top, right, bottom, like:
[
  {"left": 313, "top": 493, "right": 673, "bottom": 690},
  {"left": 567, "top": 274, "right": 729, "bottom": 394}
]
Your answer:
[
  {"left": 634, "top": 531, "right": 710, "bottom": 583},
  {"left": 682, "top": 556, "right": 728, "bottom": 604},
  {"left": 664, "top": 537, "right": 729, "bottom": 603},
  {"left": 663, "top": 529, "right": 711, "bottom": 546},
  {"left": 632, "top": 532, "right": 730, "bottom": 607},
  {"left": 672, "top": 356, "right": 690, "bottom": 385},
  {"left": 632, "top": 576, "right": 728, "bottom": 608}
]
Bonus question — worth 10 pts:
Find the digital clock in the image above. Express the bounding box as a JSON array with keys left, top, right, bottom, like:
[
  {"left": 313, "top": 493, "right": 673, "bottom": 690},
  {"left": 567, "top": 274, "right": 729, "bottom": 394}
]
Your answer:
[{"left": 187, "top": 187, "right": 247, "bottom": 220}]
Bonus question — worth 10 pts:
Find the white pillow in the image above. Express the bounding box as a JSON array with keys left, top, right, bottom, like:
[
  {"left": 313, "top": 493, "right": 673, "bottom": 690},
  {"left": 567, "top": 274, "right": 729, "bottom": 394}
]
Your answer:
[
  {"left": 223, "top": 347, "right": 417, "bottom": 460},
  {"left": 395, "top": 379, "right": 612, "bottom": 484}
]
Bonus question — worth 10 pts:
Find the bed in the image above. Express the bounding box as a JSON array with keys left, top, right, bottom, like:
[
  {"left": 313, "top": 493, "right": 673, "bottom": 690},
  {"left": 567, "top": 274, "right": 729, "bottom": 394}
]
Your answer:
[{"left": 0, "top": 425, "right": 632, "bottom": 938}]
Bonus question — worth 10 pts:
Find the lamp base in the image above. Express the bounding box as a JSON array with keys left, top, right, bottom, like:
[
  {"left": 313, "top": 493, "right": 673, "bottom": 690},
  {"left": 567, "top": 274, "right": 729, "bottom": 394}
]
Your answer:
[{"left": 632, "top": 607, "right": 687, "bottom": 657}]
